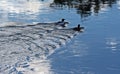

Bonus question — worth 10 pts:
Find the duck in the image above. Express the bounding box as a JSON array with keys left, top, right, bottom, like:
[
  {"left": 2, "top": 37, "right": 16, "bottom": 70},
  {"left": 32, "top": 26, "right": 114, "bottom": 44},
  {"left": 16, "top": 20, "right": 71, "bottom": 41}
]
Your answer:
[
  {"left": 73, "top": 24, "right": 84, "bottom": 31},
  {"left": 56, "top": 19, "right": 69, "bottom": 27}
]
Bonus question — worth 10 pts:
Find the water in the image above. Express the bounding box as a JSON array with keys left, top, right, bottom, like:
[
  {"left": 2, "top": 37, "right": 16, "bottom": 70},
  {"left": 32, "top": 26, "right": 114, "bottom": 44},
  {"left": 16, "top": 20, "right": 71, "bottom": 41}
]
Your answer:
[{"left": 0, "top": 0, "right": 120, "bottom": 74}]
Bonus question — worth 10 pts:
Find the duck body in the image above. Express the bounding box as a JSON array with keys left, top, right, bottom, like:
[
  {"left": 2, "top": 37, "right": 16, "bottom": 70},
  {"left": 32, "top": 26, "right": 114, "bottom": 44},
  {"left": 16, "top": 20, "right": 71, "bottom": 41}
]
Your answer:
[
  {"left": 55, "top": 19, "right": 69, "bottom": 27},
  {"left": 73, "top": 24, "right": 84, "bottom": 31}
]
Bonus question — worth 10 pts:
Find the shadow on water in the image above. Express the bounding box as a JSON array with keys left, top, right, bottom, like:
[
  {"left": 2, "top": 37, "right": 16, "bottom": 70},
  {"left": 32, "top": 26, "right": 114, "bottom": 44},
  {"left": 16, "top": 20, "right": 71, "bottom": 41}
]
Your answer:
[{"left": 50, "top": 0, "right": 116, "bottom": 18}]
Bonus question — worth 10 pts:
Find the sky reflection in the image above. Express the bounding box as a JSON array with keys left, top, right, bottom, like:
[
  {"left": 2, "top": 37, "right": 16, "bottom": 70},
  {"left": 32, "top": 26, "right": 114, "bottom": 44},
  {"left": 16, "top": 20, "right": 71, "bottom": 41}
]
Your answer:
[
  {"left": 0, "top": 0, "right": 120, "bottom": 74},
  {"left": 20, "top": 59, "right": 54, "bottom": 74},
  {"left": 106, "top": 38, "right": 120, "bottom": 52},
  {"left": 117, "top": 0, "right": 120, "bottom": 9},
  {"left": 0, "top": 0, "right": 47, "bottom": 14},
  {"left": 0, "top": 0, "right": 53, "bottom": 23}
]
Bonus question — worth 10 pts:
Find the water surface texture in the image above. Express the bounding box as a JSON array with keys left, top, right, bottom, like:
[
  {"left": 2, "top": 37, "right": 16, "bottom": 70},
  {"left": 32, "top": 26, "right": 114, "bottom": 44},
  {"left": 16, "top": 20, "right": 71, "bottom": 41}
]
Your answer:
[{"left": 0, "top": 0, "right": 120, "bottom": 74}]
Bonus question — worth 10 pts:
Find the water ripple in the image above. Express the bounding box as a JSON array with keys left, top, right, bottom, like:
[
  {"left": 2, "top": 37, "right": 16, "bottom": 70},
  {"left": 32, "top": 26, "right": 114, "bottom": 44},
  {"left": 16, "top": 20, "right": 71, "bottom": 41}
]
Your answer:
[{"left": 0, "top": 22, "right": 80, "bottom": 74}]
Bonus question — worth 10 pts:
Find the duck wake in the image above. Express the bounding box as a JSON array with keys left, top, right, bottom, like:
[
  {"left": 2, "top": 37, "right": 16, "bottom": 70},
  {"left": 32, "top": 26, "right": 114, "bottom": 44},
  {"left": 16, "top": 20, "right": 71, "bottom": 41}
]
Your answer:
[{"left": 0, "top": 22, "right": 81, "bottom": 74}]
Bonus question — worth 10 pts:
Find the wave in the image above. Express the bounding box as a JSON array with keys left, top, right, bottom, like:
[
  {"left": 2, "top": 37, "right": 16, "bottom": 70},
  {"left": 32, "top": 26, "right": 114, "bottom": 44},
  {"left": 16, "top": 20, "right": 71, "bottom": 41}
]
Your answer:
[{"left": 0, "top": 22, "right": 82, "bottom": 74}]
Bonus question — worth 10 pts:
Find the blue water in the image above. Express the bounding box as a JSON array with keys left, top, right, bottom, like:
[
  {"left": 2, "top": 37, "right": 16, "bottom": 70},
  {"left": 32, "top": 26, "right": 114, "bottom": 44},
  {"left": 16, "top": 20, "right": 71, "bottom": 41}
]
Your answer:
[{"left": 0, "top": 0, "right": 120, "bottom": 74}]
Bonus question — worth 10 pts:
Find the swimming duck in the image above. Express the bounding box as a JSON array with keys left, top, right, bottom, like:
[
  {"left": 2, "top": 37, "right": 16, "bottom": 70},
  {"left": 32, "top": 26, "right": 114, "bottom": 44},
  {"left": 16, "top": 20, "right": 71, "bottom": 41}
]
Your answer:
[
  {"left": 56, "top": 19, "right": 69, "bottom": 27},
  {"left": 73, "top": 24, "right": 84, "bottom": 31}
]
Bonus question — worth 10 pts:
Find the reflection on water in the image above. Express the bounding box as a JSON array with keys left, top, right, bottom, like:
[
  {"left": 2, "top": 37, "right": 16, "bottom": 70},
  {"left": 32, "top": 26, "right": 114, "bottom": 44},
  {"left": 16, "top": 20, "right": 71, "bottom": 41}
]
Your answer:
[
  {"left": 0, "top": 0, "right": 40, "bottom": 14},
  {"left": 106, "top": 38, "right": 120, "bottom": 52},
  {"left": 0, "top": 0, "right": 117, "bottom": 23},
  {"left": 0, "top": 20, "right": 79, "bottom": 73},
  {"left": 117, "top": 0, "right": 120, "bottom": 9},
  {"left": 49, "top": 36, "right": 93, "bottom": 74},
  {"left": 0, "top": 0, "right": 120, "bottom": 74},
  {"left": 0, "top": 0, "right": 53, "bottom": 23},
  {"left": 50, "top": 0, "right": 116, "bottom": 18},
  {"left": 19, "top": 59, "right": 53, "bottom": 74}
]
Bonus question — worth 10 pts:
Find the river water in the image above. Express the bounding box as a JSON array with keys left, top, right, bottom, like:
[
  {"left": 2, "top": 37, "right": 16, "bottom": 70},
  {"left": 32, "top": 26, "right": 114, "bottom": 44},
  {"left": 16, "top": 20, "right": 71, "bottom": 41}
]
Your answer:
[{"left": 0, "top": 0, "right": 120, "bottom": 74}]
